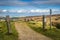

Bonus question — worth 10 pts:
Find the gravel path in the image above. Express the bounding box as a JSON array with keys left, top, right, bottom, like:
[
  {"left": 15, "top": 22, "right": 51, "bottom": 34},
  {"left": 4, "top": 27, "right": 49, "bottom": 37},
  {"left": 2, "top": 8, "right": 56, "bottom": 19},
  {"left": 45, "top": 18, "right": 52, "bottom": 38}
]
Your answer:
[{"left": 15, "top": 22, "right": 52, "bottom": 40}]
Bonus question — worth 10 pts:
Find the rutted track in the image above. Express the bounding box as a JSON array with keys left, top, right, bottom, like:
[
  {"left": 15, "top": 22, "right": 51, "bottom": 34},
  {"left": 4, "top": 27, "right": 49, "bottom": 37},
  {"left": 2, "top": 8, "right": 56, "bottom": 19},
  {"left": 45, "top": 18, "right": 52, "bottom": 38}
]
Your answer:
[{"left": 15, "top": 22, "right": 52, "bottom": 40}]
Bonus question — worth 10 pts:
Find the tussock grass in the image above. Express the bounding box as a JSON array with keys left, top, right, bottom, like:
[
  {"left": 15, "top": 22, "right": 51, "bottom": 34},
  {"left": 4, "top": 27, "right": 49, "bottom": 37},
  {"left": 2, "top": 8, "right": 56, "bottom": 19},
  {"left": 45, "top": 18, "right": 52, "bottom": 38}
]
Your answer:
[
  {"left": 27, "top": 21, "right": 60, "bottom": 40},
  {"left": 0, "top": 21, "right": 18, "bottom": 40}
]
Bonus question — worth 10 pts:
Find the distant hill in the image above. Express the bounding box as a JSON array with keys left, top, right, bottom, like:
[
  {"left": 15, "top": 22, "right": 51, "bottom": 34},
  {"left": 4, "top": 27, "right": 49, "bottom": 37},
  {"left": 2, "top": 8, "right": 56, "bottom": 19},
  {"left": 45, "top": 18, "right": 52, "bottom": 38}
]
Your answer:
[
  {"left": 0, "top": 17, "right": 5, "bottom": 19},
  {"left": 0, "top": 14, "right": 60, "bottom": 20}
]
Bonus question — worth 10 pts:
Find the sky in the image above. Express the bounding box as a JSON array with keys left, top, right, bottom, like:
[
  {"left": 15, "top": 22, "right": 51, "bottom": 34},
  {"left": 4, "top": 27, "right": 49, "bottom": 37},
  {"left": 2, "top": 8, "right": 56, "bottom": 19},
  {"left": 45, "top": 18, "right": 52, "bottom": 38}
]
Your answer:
[{"left": 0, "top": 0, "right": 60, "bottom": 17}]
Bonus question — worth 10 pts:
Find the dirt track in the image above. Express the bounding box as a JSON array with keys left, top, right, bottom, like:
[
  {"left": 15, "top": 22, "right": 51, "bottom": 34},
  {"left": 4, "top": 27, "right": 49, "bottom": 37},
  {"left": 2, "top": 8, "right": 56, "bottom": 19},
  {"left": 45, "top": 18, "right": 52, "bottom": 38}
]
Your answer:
[{"left": 15, "top": 22, "right": 52, "bottom": 40}]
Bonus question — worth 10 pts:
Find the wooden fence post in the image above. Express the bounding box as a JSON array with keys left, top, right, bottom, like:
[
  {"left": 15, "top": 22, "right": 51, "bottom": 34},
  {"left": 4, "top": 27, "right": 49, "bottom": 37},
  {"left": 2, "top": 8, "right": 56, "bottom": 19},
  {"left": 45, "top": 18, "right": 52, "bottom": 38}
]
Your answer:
[
  {"left": 6, "top": 15, "right": 12, "bottom": 34},
  {"left": 42, "top": 15, "right": 46, "bottom": 30},
  {"left": 50, "top": 9, "right": 52, "bottom": 30}
]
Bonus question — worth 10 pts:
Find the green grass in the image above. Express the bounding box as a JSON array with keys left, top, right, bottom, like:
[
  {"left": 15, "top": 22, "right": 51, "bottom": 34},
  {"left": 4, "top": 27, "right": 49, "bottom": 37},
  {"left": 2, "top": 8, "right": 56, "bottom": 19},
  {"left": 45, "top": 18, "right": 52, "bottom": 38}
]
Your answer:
[
  {"left": 0, "top": 21, "right": 18, "bottom": 40},
  {"left": 27, "top": 21, "right": 60, "bottom": 40}
]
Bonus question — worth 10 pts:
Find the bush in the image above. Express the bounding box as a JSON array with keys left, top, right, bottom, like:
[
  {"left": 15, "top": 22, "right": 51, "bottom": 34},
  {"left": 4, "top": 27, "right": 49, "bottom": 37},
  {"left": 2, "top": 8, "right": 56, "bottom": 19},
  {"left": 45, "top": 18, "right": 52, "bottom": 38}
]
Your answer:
[
  {"left": 55, "top": 23, "right": 60, "bottom": 29},
  {"left": 52, "top": 22, "right": 60, "bottom": 29}
]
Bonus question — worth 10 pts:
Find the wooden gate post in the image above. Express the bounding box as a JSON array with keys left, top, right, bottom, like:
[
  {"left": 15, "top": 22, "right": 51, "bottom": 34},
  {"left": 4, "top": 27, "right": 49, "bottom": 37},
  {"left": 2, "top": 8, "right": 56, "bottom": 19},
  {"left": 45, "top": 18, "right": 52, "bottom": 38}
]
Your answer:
[
  {"left": 50, "top": 9, "right": 52, "bottom": 30},
  {"left": 6, "top": 15, "right": 12, "bottom": 34},
  {"left": 42, "top": 15, "right": 46, "bottom": 30}
]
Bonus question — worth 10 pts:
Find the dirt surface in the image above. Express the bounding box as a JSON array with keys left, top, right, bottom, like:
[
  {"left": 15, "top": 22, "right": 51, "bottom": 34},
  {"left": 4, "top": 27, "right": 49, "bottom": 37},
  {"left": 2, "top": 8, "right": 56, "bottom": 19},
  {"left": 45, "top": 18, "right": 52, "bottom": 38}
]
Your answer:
[{"left": 15, "top": 22, "right": 52, "bottom": 40}]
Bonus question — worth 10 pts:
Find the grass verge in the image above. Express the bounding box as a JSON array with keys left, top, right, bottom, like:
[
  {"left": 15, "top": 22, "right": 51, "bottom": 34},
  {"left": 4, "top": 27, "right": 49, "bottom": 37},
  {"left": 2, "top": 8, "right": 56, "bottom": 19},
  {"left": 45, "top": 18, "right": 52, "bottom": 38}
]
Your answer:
[
  {"left": 27, "top": 21, "right": 60, "bottom": 40},
  {"left": 0, "top": 21, "right": 18, "bottom": 40}
]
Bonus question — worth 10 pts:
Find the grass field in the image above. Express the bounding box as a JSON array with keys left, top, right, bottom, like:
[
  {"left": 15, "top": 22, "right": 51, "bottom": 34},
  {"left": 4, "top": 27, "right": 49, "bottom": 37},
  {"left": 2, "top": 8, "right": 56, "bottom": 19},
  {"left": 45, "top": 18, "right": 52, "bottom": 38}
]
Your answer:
[
  {"left": 0, "top": 21, "right": 18, "bottom": 40},
  {"left": 27, "top": 21, "right": 60, "bottom": 40}
]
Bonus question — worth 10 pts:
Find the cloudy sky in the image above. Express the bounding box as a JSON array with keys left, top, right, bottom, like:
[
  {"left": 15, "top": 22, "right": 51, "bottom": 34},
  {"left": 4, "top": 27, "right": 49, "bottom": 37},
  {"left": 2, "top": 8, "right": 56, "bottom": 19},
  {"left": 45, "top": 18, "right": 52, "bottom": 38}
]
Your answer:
[{"left": 0, "top": 0, "right": 60, "bottom": 17}]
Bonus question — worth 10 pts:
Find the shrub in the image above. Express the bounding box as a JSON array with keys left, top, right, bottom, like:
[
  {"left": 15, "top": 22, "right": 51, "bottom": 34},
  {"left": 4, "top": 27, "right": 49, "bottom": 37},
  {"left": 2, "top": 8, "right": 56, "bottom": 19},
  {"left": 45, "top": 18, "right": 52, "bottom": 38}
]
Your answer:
[
  {"left": 55, "top": 23, "right": 60, "bottom": 29},
  {"left": 52, "top": 22, "right": 60, "bottom": 29}
]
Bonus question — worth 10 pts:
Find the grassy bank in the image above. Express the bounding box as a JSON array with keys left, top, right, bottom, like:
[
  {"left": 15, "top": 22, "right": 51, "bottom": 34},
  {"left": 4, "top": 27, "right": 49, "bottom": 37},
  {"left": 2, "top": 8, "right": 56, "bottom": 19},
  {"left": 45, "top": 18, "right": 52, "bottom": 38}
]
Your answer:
[
  {"left": 0, "top": 21, "right": 18, "bottom": 40},
  {"left": 27, "top": 21, "right": 60, "bottom": 40}
]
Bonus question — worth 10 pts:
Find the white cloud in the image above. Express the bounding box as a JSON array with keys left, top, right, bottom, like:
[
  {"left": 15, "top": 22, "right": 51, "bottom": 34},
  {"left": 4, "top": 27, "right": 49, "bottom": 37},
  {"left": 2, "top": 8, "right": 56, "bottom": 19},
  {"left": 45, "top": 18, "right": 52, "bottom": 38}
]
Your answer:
[
  {"left": 30, "top": 9, "right": 49, "bottom": 13},
  {"left": 8, "top": 10, "right": 17, "bottom": 13},
  {"left": 2, "top": 9, "right": 7, "bottom": 12},
  {"left": 32, "top": 0, "right": 60, "bottom": 5},
  {"left": 17, "top": 10, "right": 22, "bottom": 13},
  {"left": 17, "top": 10, "right": 28, "bottom": 13},
  {"left": 52, "top": 9, "right": 60, "bottom": 14},
  {"left": 16, "top": 9, "right": 50, "bottom": 13},
  {"left": 52, "top": 9, "right": 60, "bottom": 11},
  {"left": 0, "top": 1, "right": 29, "bottom": 6},
  {"left": 0, "top": 9, "right": 60, "bottom": 14},
  {"left": 0, "top": 0, "right": 60, "bottom": 6}
]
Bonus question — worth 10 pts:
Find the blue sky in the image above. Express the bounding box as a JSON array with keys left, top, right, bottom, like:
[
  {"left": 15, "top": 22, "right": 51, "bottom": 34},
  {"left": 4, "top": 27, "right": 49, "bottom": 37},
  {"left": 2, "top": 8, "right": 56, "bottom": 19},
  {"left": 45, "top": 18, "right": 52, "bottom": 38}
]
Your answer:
[{"left": 0, "top": 0, "right": 60, "bottom": 17}]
